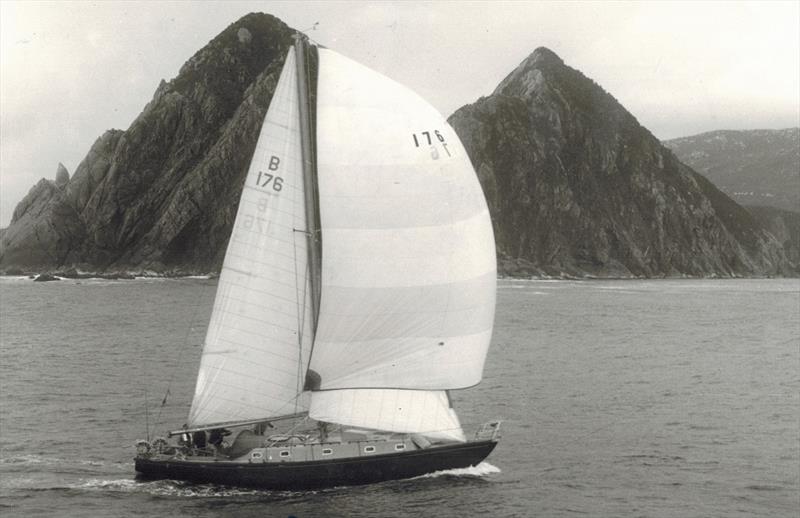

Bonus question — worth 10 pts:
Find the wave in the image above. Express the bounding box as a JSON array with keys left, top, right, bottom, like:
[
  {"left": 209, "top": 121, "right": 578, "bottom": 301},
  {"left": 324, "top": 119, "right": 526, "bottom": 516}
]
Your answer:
[
  {"left": 412, "top": 461, "right": 501, "bottom": 479},
  {"left": 0, "top": 454, "right": 130, "bottom": 470}
]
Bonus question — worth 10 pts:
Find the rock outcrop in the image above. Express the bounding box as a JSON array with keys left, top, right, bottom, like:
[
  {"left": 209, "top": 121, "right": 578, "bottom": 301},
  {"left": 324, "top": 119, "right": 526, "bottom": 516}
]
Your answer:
[
  {"left": 0, "top": 165, "right": 86, "bottom": 268},
  {"left": 448, "top": 48, "right": 792, "bottom": 277},
  {"left": 665, "top": 129, "right": 800, "bottom": 212},
  {"left": 747, "top": 206, "right": 800, "bottom": 267},
  {"left": 55, "top": 163, "right": 70, "bottom": 187}
]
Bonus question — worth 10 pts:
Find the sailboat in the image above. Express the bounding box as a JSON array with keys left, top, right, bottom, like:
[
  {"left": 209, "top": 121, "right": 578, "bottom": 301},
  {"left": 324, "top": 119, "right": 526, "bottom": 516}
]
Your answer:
[{"left": 134, "top": 34, "right": 500, "bottom": 489}]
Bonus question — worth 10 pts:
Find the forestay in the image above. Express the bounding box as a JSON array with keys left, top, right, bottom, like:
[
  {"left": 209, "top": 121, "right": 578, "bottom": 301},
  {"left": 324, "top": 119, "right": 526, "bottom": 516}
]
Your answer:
[
  {"left": 309, "top": 48, "right": 497, "bottom": 392},
  {"left": 188, "top": 49, "right": 314, "bottom": 427}
]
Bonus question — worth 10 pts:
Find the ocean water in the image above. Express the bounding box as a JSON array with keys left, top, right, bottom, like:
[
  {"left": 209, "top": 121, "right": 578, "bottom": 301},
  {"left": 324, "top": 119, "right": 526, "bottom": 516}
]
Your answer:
[{"left": 0, "top": 277, "right": 797, "bottom": 517}]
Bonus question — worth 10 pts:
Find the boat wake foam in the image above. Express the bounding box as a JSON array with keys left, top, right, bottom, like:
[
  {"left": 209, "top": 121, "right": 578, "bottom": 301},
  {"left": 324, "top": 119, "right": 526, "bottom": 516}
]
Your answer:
[
  {"left": 413, "top": 461, "right": 501, "bottom": 479},
  {"left": 67, "top": 463, "right": 501, "bottom": 496},
  {"left": 73, "top": 478, "right": 302, "bottom": 498}
]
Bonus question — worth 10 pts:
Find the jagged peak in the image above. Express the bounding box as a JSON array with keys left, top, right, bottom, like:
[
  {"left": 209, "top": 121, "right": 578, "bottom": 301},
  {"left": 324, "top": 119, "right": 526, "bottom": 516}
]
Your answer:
[{"left": 55, "top": 163, "right": 69, "bottom": 188}]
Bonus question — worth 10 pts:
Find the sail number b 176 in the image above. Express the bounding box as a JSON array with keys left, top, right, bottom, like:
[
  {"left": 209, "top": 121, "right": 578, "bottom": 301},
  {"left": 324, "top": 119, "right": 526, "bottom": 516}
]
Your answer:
[
  {"left": 255, "top": 155, "right": 284, "bottom": 191},
  {"left": 412, "top": 130, "right": 451, "bottom": 159}
]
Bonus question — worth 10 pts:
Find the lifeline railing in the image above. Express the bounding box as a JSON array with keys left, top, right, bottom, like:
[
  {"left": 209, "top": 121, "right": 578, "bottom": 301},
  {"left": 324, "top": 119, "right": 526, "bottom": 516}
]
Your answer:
[{"left": 474, "top": 420, "right": 502, "bottom": 441}]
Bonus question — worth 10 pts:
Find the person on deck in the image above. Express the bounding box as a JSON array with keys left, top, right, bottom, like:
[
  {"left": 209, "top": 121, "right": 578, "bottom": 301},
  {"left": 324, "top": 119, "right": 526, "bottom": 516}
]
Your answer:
[
  {"left": 318, "top": 421, "right": 329, "bottom": 442},
  {"left": 253, "top": 421, "right": 274, "bottom": 435},
  {"left": 178, "top": 424, "right": 193, "bottom": 449},
  {"left": 192, "top": 430, "right": 207, "bottom": 449},
  {"left": 208, "top": 428, "right": 231, "bottom": 449}
]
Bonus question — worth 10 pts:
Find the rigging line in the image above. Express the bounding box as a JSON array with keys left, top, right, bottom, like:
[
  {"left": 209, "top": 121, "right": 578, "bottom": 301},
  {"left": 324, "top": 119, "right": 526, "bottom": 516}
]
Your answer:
[
  {"left": 291, "top": 210, "right": 309, "bottom": 415},
  {"left": 154, "top": 293, "right": 203, "bottom": 431},
  {"left": 290, "top": 44, "right": 312, "bottom": 412},
  {"left": 144, "top": 388, "right": 150, "bottom": 442}
]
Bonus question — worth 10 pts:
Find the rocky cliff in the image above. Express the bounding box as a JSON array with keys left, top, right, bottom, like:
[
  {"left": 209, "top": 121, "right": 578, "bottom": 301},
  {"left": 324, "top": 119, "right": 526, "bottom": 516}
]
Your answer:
[
  {"left": 448, "top": 48, "right": 792, "bottom": 277},
  {"left": 746, "top": 206, "right": 800, "bottom": 266},
  {"left": 664, "top": 129, "right": 799, "bottom": 212},
  {"left": 0, "top": 13, "right": 295, "bottom": 273},
  {"left": 0, "top": 16, "right": 795, "bottom": 277}
]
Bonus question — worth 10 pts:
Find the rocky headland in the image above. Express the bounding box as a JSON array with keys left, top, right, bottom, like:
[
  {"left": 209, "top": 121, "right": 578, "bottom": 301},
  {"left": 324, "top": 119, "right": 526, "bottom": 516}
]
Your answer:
[
  {"left": 0, "top": 13, "right": 797, "bottom": 278},
  {"left": 0, "top": 13, "right": 295, "bottom": 276},
  {"left": 448, "top": 48, "right": 794, "bottom": 277}
]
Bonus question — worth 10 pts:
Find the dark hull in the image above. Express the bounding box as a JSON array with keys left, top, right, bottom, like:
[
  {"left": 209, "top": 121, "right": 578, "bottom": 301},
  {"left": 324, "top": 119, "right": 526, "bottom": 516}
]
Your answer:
[{"left": 135, "top": 440, "right": 497, "bottom": 490}]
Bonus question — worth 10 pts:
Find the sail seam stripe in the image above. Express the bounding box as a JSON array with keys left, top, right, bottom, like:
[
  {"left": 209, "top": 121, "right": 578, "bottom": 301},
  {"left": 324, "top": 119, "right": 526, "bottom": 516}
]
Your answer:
[
  {"left": 191, "top": 391, "right": 292, "bottom": 412},
  {"left": 224, "top": 257, "right": 305, "bottom": 279},
  {"left": 214, "top": 337, "right": 301, "bottom": 362},
  {"left": 197, "top": 368, "right": 298, "bottom": 389},
  {"left": 225, "top": 243, "right": 299, "bottom": 262},
  {"left": 214, "top": 335, "right": 301, "bottom": 358},
  {"left": 319, "top": 208, "right": 491, "bottom": 231},
  {"left": 227, "top": 211, "right": 304, "bottom": 233},
  {"left": 319, "top": 304, "right": 492, "bottom": 316},
  {"left": 232, "top": 194, "right": 303, "bottom": 217},
  {"left": 205, "top": 358, "right": 299, "bottom": 380},
  {"left": 214, "top": 308, "right": 304, "bottom": 334},
  {"left": 222, "top": 259, "right": 298, "bottom": 278},
  {"left": 221, "top": 263, "right": 299, "bottom": 287},
  {"left": 214, "top": 298, "right": 299, "bottom": 321},
  {"left": 225, "top": 256, "right": 299, "bottom": 277},
  {"left": 219, "top": 281, "right": 301, "bottom": 305}
]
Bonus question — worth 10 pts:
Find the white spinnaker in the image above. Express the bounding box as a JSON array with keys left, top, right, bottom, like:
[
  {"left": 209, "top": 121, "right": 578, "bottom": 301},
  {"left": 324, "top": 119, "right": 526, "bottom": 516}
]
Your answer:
[
  {"left": 188, "top": 49, "right": 313, "bottom": 427},
  {"left": 310, "top": 389, "right": 466, "bottom": 443},
  {"left": 309, "top": 48, "right": 497, "bottom": 391}
]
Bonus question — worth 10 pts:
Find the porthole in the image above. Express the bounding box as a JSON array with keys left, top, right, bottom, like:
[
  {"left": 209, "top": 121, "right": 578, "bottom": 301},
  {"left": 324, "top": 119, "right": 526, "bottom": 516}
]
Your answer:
[
  {"left": 394, "top": 444, "right": 405, "bottom": 451},
  {"left": 251, "top": 451, "right": 264, "bottom": 459},
  {"left": 322, "top": 448, "right": 333, "bottom": 455},
  {"left": 364, "top": 446, "right": 376, "bottom": 453},
  {"left": 279, "top": 450, "right": 290, "bottom": 457}
]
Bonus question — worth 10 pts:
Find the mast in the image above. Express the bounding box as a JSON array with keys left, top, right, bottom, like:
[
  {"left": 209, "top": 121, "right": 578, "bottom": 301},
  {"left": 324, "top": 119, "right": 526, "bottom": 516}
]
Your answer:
[{"left": 294, "top": 34, "right": 322, "bottom": 335}]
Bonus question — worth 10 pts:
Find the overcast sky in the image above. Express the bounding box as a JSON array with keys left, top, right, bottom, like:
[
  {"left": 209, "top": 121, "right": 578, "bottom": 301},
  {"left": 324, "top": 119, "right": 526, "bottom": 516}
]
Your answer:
[{"left": 1, "top": 1, "right": 798, "bottom": 227}]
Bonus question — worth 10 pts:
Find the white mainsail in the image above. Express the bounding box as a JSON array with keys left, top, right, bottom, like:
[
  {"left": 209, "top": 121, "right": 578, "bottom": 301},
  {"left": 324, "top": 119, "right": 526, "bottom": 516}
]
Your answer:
[
  {"left": 188, "top": 49, "right": 314, "bottom": 427},
  {"left": 307, "top": 48, "right": 496, "bottom": 438}
]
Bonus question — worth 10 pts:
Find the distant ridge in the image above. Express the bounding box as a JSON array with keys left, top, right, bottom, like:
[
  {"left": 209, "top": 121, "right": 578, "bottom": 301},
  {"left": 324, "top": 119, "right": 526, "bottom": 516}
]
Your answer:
[{"left": 664, "top": 128, "right": 800, "bottom": 213}]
